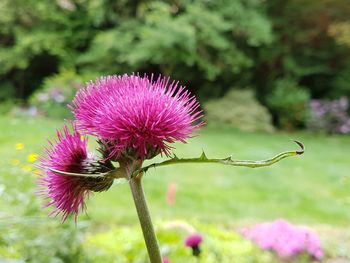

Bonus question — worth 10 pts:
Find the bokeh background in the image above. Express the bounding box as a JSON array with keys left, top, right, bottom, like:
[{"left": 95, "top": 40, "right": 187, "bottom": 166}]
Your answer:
[{"left": 1, "top": 0, "right": 350, "bottom": 262}]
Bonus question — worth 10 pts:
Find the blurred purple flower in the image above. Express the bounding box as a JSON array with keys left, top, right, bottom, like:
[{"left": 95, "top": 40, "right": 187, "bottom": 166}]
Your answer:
[
  {"left": 185, "top": 233, "right": 203, "bottom": 247},
  {"left": 72, "top": 74, "right": 203, "bottom": 160},
  {"left": 185, "top": 233, "right": 203, "bottom": 257},
  {"left": 308, "top": 97, "right": 350, "bottom": 134},
  {"left": 241, "top": 219, "right": 323, "bottom": 260},
  {"left": 50, "top": 87, "right": 65, "bottom": 103}
]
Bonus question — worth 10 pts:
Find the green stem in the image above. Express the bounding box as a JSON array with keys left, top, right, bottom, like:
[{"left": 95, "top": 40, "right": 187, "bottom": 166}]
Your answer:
[{"left": 129, "top": 176, "right": 162, "bottom": 263}]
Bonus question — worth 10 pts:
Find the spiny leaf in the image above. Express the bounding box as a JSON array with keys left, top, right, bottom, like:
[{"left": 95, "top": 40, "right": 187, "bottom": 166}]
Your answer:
[
  {"left": 199, "top": 150, "right": 208, "bottom": 161},
  {"left": 133, "top": 141, "right": 304, "bottom": 177}
]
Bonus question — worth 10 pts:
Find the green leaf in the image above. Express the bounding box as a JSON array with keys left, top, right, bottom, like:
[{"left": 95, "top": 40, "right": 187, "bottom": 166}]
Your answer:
[{"left": 134, "top": 141, "right": 304, "bottom": 177}]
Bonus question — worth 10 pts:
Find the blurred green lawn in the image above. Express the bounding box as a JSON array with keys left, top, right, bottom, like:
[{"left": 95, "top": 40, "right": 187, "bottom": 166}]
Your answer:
[{"left": 1, "top": 116, "right": 350, "bottom": 227}]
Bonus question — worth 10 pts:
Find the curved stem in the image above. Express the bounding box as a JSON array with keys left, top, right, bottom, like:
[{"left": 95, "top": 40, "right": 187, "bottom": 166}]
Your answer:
[{"left": 129, "top": 176, "right": 162, "bottom": 263}]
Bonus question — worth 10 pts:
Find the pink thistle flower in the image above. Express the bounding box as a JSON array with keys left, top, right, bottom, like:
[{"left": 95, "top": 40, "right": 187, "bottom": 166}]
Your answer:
[
  {"left": 72, "top": 74, "right": 203, "bottom": 160},
  {"left": 37, "top": 124, "right": 113, "bottom": 222},
  {"left": 185, "top": 233, "right": 203, "bottom": 257},
  {"left": 185, "top": 233, "right": 203, "bottom": 247}
]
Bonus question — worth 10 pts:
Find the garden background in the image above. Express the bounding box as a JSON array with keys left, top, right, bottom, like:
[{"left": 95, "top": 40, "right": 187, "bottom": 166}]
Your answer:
[{"left": 1, "top": 0, "right": 350, "bottom": 262}]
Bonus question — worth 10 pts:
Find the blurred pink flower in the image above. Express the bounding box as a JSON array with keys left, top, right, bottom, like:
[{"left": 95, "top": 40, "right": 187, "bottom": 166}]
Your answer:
[
  {"left": 166, "top": 182, "right": 177, "bottom": 205},
  {"left": 241, "top": 219, "right": 323, "bottom": 260},
  {"left": 163, "top": 256, "right": 170, "bottom": 263},
  {"left": 185, "top": 233, "right": 203, "bottom": 247},
  {"left": 185, "top": 233, "right": 203, "bottom": 257},
  {"left": 72, "top": 74, "right": 203, "bottom": 160}
]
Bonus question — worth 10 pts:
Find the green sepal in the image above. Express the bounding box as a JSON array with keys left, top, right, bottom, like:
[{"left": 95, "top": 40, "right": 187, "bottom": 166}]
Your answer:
[
  {"left": 47, "top": 168, "right": 112, "bottom": 178},
  {"left": 47, "top": 166, "right": 125, "bottom": 179}
]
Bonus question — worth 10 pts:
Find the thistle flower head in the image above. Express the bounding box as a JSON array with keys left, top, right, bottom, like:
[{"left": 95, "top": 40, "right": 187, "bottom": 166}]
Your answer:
[
  {"left": 72, "top": 74, "right": 203, "bottom": 160},
  {"left": 185, "top": 233, "right": 203, "bottom": 247},
  {"left": 185, "top": 233, "right": 203, "bottom": 257},
  {"left": 37, "top": 124, "right": 113, "bottom": 222}
]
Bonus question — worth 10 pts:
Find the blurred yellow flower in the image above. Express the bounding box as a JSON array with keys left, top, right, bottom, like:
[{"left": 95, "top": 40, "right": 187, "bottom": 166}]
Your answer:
[
  {"left": 10, "top": 159, "right": 20, "bottom": 166},
  {"left": 21, "top": 164, "right": 33, "bottom": 172},
  {"left": 15, "top": 143, "right": 24, "bottom": 150},
  {"left": 27, "top": 153, "right": 39, "bottom": 162}
]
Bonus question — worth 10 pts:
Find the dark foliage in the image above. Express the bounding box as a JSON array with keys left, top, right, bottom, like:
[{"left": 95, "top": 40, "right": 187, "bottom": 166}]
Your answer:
[{"left": 1, "top": 0, "right": 350, "bottom": 130}]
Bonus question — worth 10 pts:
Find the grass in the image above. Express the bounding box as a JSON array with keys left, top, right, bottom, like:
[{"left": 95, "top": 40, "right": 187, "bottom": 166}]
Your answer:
[{"left": 1, "top": 116, "right": 349, "bottom": 228}]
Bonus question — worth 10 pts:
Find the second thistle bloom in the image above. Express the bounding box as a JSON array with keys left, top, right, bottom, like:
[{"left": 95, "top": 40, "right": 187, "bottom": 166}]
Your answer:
[
  {"left": 72, "top": 74, "right": 203, "bottom": 160},
  {"left": 37, "top": 125, "right": 113, "bottom": 222}
]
